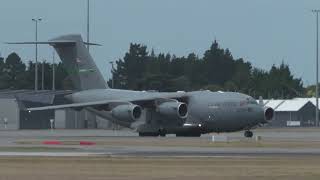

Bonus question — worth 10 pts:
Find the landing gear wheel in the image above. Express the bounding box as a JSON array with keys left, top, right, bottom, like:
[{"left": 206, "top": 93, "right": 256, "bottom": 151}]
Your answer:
[
  {"left": 159, "top": 129, "right": 167, "bottom": 137},
  {"left": 176, "top": 133, "right": 201, "bottom": 137},
  {"left": 244, "top": 131, "right": 253, "bottom": 138},
  {"left": 139, "top": 132, "right": 159, "bottom": 137},
  {"left": 159, "top": 132, "right": 166, "bottom": 137}
]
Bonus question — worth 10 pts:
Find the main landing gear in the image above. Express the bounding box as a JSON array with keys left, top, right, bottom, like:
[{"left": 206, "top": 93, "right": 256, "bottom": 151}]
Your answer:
[
  {"left": 176, "top": 133, "right": 201, "bottom": 137},
  {"left": 138, "top": 132, "right": 159, "bottom": 137},
  {"left": 138, "top": 129, "right": 167, "bottom": 137},
  {"left": 244, "top": 130, "right": 253, "bottom": 138},
  {"left": 159, "top": 129, "right": 167, "bottom": 137}
]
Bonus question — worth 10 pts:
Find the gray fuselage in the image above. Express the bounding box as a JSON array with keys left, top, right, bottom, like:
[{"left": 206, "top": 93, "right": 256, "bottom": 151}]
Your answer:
[{"left": 68, "top": 89, "right": 267, "bottom": 134}]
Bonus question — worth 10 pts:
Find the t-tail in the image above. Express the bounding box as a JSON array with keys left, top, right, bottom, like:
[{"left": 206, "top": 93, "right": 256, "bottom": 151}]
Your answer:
[{"left": 6, "top": 34, "right": 108, "bottom": 90}]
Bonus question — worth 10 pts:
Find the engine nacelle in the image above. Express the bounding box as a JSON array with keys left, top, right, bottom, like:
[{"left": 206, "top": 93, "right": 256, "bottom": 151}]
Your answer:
[
  {"left": 264, "top": 106, "right": 274, "bottom": 121},
  {"left": 111, "top": 104, "right": 142, "bottom": 122},
  {"left": 157, "top": 101, "right": 188, "bottom": 119}
]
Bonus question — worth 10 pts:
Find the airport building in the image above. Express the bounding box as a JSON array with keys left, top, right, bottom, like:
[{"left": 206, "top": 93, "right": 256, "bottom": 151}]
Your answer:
[
  {"left": 0, "top": 90, "right": 112, "bottom": 130},
  {"left": 263, "top": 98, "right": 317, "bottom": 127}
]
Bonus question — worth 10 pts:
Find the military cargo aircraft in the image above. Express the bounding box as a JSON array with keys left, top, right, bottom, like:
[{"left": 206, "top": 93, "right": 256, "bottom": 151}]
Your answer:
[{"left": 8, "top": 34, "right": 274, "bottom": 137}]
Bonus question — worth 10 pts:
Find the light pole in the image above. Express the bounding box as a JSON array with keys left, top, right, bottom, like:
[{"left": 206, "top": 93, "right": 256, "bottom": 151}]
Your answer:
[
  {"left": 32, "top": 18, "right": 42, "bottom": 91},
  {"left": 312, "top": 10, "right": 320, "bottom": 127},
  {"left": 52, "top": 50, "right": 55, "bottom": 91},
  {"left": 110, "top": 61, "right": 115, "bottom": 88},
  {"left": 87, "top": 0, "right": 90, "bottom": 51},
  {"left": 42, "top": 60, "right": 45, "bottom": 90}
]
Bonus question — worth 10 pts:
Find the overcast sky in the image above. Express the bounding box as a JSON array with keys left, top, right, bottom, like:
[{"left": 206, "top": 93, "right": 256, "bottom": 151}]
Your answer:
[{"left": 0, "top": 0, "right": 320, "bottom": 85}]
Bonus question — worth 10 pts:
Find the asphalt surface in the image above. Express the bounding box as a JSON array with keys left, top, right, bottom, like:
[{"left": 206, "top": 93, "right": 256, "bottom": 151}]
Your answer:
[{"left": 1, "top": 128, "right": 320, "bottom": 157}]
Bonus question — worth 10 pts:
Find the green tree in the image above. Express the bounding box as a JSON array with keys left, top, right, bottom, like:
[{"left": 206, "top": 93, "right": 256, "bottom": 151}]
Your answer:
[
  {"left": 108, "top": 41, "right": 305, "bottom": 98},
  {"left": 203, "top": 84, "right": 224, "bottom": 91},
  {"left": 0, "top": 56, "right": 7, "bottom": 89},
  {"left": 25, "top": 61, "right": 70, "bottom": 90},
  {"left": 0, "top": 56, "right": 4, "bottom": 70},
  {"left": 167, "top": 76, "right": 191, "bottom": 92},
  {"left": 224, "top": 81, "right": 238, "bottom": 92},
  {"left": 3, "top": 53, "right": 27, "bottom": 89},
  {"left": 203, "top": 41, "right": 234, "bottom": 85},
  {"left": 247, "top": 63, "right": 304, "bottom": 99},
  {"left": 112, "top": 44, "right": 148, "bottom": 90},
  {"left": 305, "top": 85, "right": 316, "bottom": 97},
  {"left": 232, "top": 58, "right": 252, "bottom": 92}
]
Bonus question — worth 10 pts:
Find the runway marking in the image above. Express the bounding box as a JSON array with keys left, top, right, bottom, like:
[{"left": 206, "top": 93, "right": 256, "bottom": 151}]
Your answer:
[
  {"left": 107, "top": 155, "right": 255, "bottom": 159},
  {"left": 0, "top": 152, "right": 105, "bottom": 157}
]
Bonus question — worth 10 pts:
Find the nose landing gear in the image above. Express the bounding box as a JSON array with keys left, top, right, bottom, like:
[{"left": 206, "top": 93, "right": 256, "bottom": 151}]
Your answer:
[
  {"left": 159, "top": 129, "right": 167, "bottom": 137},
  {"left": 244, "top": 130, "right": 253, "bottom": 138}
]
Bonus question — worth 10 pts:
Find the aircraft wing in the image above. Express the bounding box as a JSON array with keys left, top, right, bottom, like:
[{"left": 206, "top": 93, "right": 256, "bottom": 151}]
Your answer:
[
  {"left": 26, "top": 92, "right": 188, "bottom": 112},
  {"left": 27, "top": 100, "right": 120, "bottom": 111}
]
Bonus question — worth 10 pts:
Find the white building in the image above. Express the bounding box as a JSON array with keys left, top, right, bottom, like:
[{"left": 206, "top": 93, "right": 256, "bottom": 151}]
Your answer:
[{"left": 262, "top": 98, "right": 317, "bottom": 127}]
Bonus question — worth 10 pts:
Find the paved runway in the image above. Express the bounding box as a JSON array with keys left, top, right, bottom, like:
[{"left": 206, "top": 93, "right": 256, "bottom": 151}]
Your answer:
[{"left": 1, "top": 128, "right": 320, "bottom": 157}]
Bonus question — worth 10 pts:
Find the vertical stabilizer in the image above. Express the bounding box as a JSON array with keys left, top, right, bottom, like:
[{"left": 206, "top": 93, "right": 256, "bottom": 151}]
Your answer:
[{"left": 50, "top": 34, "right": 107, "bottom": 90}]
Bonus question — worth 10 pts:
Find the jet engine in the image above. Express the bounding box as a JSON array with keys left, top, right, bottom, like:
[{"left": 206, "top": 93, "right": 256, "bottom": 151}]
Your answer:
[
  {"left": 264, "top": 107, "right": 274, "bottom": 121},
  {"left": 111, "top": 104, "right": 142, "bottom": 122},
  {"left": 157, "top": 101, "right": 188, "bottom": 119}
]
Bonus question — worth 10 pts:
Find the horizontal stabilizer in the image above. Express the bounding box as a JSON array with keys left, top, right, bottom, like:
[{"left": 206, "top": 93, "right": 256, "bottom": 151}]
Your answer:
[
  {"left": 5, "top": 40, "right": 75, "bottom": 45},
  {"left": 5, "top": 40, "right": 101, "bottom": 46}
]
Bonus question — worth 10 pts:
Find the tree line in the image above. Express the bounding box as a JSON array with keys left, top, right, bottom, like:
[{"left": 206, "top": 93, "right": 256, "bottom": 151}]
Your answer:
[
  {"left": 0, "top": 40, "right": 309, "bottom": 99},
  {"left": 111, "top": 40, "right": 305, "bottom": 99},
  {"left": 0, "top": 53, "right": 70, "bottom": 90}
]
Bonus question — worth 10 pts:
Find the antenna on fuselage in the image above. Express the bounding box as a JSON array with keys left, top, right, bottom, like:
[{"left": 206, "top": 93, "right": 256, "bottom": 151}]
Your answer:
[{"left": 258, "top": 96, "right": 264, "bottom": 106}]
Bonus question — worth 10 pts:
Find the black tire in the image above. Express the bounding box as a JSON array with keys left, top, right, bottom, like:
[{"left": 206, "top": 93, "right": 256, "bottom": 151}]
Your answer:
[
  {"left": 176, "top": 133, "right": 201, "bottom": 137},
  {"left": 139, "top": 132, "right": 159, "bottom": 137},
  {"left": 244, "top": 131, "right": 253, "bottom": 138},
  {"left": 159, "top": 129, "right": 167, "bottom": 137}
]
